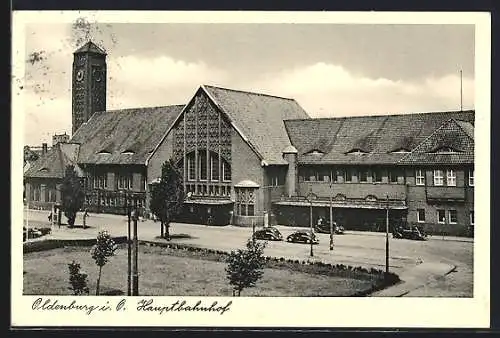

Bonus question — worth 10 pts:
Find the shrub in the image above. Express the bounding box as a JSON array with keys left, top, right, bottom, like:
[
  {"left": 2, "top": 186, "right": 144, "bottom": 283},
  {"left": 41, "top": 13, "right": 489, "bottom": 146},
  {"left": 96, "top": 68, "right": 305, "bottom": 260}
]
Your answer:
[
  {"left": 225, "top": 238, "right": 267, "bottom": 296},
  {"left": 68, "top": 261, "right": 89, "bottom": 295}
]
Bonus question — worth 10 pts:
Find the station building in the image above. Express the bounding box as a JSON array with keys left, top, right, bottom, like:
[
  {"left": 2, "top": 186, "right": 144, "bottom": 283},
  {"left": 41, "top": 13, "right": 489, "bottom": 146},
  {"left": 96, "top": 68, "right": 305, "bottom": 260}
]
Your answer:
[{"left": 23, "top": 41, "right": 475, "bottom": 236}]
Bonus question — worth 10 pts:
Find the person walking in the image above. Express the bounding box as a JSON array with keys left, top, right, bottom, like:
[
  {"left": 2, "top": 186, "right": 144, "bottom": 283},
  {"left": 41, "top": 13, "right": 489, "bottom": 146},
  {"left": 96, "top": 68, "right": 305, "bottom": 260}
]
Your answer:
[{"left": 82, "top": 209, "right": 89, "bottom": 229}]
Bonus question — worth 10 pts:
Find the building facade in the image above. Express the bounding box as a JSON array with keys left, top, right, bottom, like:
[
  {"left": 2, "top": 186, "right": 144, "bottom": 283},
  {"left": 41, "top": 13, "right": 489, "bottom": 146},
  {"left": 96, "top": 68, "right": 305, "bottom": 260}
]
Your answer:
[{"left": 23, "top": 40, "right": 475, "bottom": 236}]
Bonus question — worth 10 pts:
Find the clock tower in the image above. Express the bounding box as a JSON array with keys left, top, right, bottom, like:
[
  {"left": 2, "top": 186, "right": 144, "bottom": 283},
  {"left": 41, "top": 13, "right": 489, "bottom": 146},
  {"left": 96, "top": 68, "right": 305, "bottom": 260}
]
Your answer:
[{"left": 72, "top": 41, "right": 107, "bottom": 134}]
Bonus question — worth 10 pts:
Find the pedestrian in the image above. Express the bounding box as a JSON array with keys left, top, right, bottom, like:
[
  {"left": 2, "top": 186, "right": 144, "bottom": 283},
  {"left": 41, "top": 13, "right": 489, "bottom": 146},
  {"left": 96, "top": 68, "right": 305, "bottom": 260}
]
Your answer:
[
  {"left": 83, "top": 209, "right": 89, "bottom": 229},
  {"left": 48, "top": 212, "right": 52, "bottom": 222}
]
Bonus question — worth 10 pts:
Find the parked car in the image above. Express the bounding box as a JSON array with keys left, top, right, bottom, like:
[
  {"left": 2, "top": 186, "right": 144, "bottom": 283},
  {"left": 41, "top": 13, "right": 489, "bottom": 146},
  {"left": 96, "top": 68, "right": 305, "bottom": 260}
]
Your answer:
[
  {"left": 253, "top": 227, "right": 283, "bottom": 241},
  {"left": 314, "top": 222, "right": 345, "bottom": 234},
  {"left": 392, "top": 225, "right": 428, "bottom": 241},
  {"left": 286, "top": 231, "right": 319, "bottom": 244}
]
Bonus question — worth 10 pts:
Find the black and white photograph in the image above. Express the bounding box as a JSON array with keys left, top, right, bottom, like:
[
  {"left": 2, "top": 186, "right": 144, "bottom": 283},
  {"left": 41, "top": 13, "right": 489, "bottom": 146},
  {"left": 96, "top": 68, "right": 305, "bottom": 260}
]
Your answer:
[{"left": 12, "top": 11, "right": 490, "bottom": 328}]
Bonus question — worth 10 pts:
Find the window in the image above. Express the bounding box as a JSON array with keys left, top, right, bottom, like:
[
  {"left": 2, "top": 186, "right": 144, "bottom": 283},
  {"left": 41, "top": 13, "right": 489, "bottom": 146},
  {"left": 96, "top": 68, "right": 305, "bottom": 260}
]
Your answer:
[
  {"left": 437, "top": 209, "right": 446, "bottom": 224},
  {"left": 210, "top": 154, "right": 219, "bottom": 181},
  {"left": 141, "top": 175, "right": 146, "bottom": 191},
  {"left": 415, "top": 169, "right": 425, "bottom": 186},
  {"left": 336, "top": 169, "right": 343, "bottom": 183},
  {"left": 389, "top": 170, "right": 399, "bottom": 184},
  {"left": 446, "top": 169, "right": 456, "bottom": 187},
  {"left": 344, "top": 168, "right": 352, "bottom": 183},
  {"left": 46, "top": 185, "right": 57, "bottom": 202},
  {"left": 417, "top": 209, "right": 425, "bottom": 223},
  {"left": 222, "top": 161, "right": 231, "bottom": 182},
  {"left": 448, "top": 210, "right": 458, "bottom": 224},
  {"left": 187, "top": 155, "right": 195, "bottom": 181},
  {"left": 117, "top": 173, "right": 133, "bottom": 190},
  {"left": 433, "top": 170, "right": 444, "bottom": 186},
  {"left": 359, "top": 170, "right": 368, "bottom": 183},
  {"left": 470, "top": 211, "right": 474, "bottom": 225},
  {"left": 469, "top": 170, "right": 474, "bottom": 187},
  {"left": 271, "top": 176, "right": 279, "bottom": 186},
  {"left": 372, "top": 168, "right": 383, "bottom": 183},
  {"left": 198, "top": 152, "right": 207, "bottom": 181},
  {"left": 93, "top": 174, "right": 107, "bottom": 189},
  {"left": 30, "top": 184, "right": 41, "bottom": 201},
  {"left": 235, "top": 187, "right": 256, "bottom": 216}
]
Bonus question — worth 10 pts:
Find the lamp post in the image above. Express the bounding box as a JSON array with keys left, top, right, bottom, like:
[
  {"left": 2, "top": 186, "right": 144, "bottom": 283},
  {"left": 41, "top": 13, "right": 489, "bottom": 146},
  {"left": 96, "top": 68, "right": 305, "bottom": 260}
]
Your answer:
[
  {"left": 385, "top": 194, "right": 390, "bottom": 275},
  {"left": 132, "top": 203, "right": 139, "bottom": 296},
  {"left": 126, "top": 192, "right": 132, "bottom": 296},
  {"left": 306, "top": 191, "right": 316, "bottom": 257},
  {"left": 329, "top": 182, "right": 334, "bottom": 251}
]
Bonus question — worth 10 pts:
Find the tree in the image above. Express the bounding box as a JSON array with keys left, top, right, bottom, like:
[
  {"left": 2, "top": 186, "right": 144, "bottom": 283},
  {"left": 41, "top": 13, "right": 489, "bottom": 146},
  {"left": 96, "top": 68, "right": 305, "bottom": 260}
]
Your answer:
[
  {"left": 68, "top": 261, "right": 89, "bottom": 295},
  {"left": 149, "top": 159, "right": 185, "bottom": 240},
  {"left": 90, "top": 230, "right": 117, "bottom": 295},
  {"left": 60, "top": 164, "right": 85, "bottom": 227},
  {"left": 225, "top": 238, "right": 267, "bottom": 296}
]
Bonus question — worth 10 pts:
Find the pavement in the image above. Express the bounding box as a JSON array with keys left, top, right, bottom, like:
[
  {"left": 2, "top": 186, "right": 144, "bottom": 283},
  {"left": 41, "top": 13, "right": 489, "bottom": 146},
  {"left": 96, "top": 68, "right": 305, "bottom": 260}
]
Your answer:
[{"left": 22, "top": 209, "right": 473, "bottom": 297}]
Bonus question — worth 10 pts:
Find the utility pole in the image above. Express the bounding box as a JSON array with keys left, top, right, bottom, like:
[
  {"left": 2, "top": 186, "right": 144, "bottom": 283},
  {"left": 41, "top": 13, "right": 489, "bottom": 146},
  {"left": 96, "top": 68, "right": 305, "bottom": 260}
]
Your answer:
[
  {"left": 309, "top": 198, "right": 313, "bottom": 257},
  {"left": 132, "top": 202, "right": 139, "bottom": 296},
  {"left": 126, "top": 194, "right": 131, "bottom": 296},
  {"left": 385, "top": 194, "right": 390, "bottom": 275},
  {"left": 329, "top": 182, "right": 334, "bottom": 251}
]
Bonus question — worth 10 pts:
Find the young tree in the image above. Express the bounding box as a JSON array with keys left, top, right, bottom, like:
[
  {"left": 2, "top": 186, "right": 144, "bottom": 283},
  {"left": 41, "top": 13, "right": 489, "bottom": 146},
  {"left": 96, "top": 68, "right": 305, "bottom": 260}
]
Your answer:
[
  {"left": 225, "top": 238, "right": 267, "bottom": 296},
  {"left": 68, "top": 261, "right": 89, "bottom": 295},
  {"left": 60, "top": 164, "right": 85, "bottom": 227},
  {"left": 90, "top": 231, "right": 118, "bottom": 295},
  {"left": 149, "top": 159, "right": 185, "bottom": 240}
]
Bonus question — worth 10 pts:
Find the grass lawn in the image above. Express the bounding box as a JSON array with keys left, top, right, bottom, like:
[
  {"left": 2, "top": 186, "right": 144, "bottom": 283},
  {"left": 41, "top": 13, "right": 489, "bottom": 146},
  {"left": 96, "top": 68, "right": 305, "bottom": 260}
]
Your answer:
[{"left": 24, "top": 245, "right": 374, "bottom": 297}]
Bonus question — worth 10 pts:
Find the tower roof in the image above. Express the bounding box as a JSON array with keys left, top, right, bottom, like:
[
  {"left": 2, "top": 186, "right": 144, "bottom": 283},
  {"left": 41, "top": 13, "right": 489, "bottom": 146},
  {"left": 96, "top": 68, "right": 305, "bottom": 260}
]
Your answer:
[{"left": 74, "top": 41, "right": 107, "bottom": 55}]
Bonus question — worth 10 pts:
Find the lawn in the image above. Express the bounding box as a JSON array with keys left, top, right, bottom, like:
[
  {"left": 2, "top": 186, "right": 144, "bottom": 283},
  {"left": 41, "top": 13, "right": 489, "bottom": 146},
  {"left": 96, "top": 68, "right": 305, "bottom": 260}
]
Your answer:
[{"left": 24, "top": 245, "right": 374, "bottom": 297}]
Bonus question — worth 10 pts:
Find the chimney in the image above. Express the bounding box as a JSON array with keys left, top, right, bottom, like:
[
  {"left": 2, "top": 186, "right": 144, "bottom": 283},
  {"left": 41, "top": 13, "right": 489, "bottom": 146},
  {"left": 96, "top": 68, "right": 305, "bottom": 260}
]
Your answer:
[{"left": 42, "top": 143, "right": 48, "bottom": 155}]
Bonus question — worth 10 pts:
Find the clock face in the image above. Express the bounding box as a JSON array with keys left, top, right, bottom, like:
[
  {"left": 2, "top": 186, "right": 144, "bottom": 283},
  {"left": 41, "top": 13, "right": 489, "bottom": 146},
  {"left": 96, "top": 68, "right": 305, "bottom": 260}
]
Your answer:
[
  {"left": 76, "top": 69, "right": 84, "bottom": 82},
  {"left": 93, "top": 68, "right": 102, "bottom": 82}
]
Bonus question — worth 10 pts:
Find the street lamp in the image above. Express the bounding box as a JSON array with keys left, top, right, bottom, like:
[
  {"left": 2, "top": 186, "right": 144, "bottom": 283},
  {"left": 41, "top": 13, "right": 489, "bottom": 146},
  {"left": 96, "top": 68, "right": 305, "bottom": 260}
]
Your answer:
[
  {"left": 305, "top": 191, "right": 316, "bottom": 257},
  {"left": 329, "top": 182, "right": 334, "bottom": 251},
  {"left": 385, "top": 194, "right": 390, "bottom": 276}
]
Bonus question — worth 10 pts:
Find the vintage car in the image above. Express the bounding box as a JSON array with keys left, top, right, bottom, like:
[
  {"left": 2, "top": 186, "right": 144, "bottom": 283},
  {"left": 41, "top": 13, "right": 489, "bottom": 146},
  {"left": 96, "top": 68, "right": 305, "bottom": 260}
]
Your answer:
[
  {"left": 253, "top": 227, "right": 283, "bottom": 241},
  {"left": 392, "top": 225, "right": 428, "bottom": 241},
  {"left": 286, "top": 231, "right": 319, "bottom": 244},
  {"left": 314, "top": 222, "right": 345, "bottom": 235}
]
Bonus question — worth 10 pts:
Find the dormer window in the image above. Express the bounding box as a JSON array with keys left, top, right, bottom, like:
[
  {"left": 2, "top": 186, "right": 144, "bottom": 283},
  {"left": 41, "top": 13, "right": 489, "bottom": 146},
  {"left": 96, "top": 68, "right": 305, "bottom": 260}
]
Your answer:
[
  {"left": 305, "top": 149, "right": 324, "bottom": 156},
  {"left": 97, "top": 150, "right": 112, "bottom": 155},
  {"left": 38, "top": 167, "right": 49, "bottom": 172},
  {"left": 346, "top": 149, "right": 368, "bottom": 155},
  {"left": 365, "top": 195, "right": 377, "bottom": 202},
  {"left": 390, "top": 148, "right": 410, "bottom": 154},
  {"left": 121, "top": 150, "right": 135, "bottom": 155},
  {"left": 432, "top": 146, "right": 460, "bottom": 154}
]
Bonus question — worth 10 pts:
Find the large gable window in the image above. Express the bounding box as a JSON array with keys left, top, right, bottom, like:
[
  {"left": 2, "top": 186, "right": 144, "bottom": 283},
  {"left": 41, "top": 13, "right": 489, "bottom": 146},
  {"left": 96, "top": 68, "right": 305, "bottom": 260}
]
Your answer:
[
  {"left": 210, "top": 153, "right": 219, "bottom": 181},
  {"left": 198, "top": 152, "right": 208, "bottom": 181},
  {"left": 222, "top": 161, "right": 231, "bottom": 182},
  {"left": 187, "top": 154, "right": 196, "bottom": 181}
]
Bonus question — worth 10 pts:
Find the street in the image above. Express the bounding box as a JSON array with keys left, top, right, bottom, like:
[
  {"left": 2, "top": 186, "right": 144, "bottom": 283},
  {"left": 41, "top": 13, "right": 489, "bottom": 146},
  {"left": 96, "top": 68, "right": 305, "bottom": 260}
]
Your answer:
[{"left": 22, "top": 209, "right": 473, "bottom": 297}]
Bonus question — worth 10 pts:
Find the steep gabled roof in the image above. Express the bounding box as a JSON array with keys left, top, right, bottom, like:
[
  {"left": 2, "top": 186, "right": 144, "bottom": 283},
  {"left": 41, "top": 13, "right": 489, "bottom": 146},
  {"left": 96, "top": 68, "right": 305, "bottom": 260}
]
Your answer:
[
  {"left": 71, "top": 105, "right": 184, "bottom": 165},
  {"left": 24, "top": 143, "right": 83, "bottom": 179},
  {"left": 284, "top": 110, "right": 474, "bottom": 165},
  {"left": 202, "top": 85, "right": 310, "bottom": 165},
  {"left": 397, "top": 118, "right": 474, "bottom": 165},
  {"left": 74, "top": 41, "right": 107, "bottom": 55}
]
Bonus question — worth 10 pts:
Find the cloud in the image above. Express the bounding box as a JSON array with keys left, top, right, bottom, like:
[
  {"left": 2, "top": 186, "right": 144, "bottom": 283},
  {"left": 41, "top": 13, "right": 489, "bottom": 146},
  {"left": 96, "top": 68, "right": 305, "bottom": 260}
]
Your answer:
[
  {"left": 245, "top": 62, "right": 474, "bottom": 117},
  {"left": 106, "top": 55, "right": 229, "bottom": 108}
]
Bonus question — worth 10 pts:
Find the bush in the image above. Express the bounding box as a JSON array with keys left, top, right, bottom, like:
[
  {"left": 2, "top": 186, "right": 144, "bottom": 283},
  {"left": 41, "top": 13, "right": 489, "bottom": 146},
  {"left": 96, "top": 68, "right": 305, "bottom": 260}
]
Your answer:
[
  {"left": 225, "top": 239, "right": 267, "bottom": 296},
  {"left": 68, "top": 261, "right": 89, "bottom": 295}
]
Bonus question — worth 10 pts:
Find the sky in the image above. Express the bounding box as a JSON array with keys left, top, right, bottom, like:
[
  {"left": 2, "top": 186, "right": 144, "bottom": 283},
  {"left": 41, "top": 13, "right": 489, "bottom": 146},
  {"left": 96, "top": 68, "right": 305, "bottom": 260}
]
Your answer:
[{"left": 20, "top": 21, "right": 475, "bottom": 146}]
